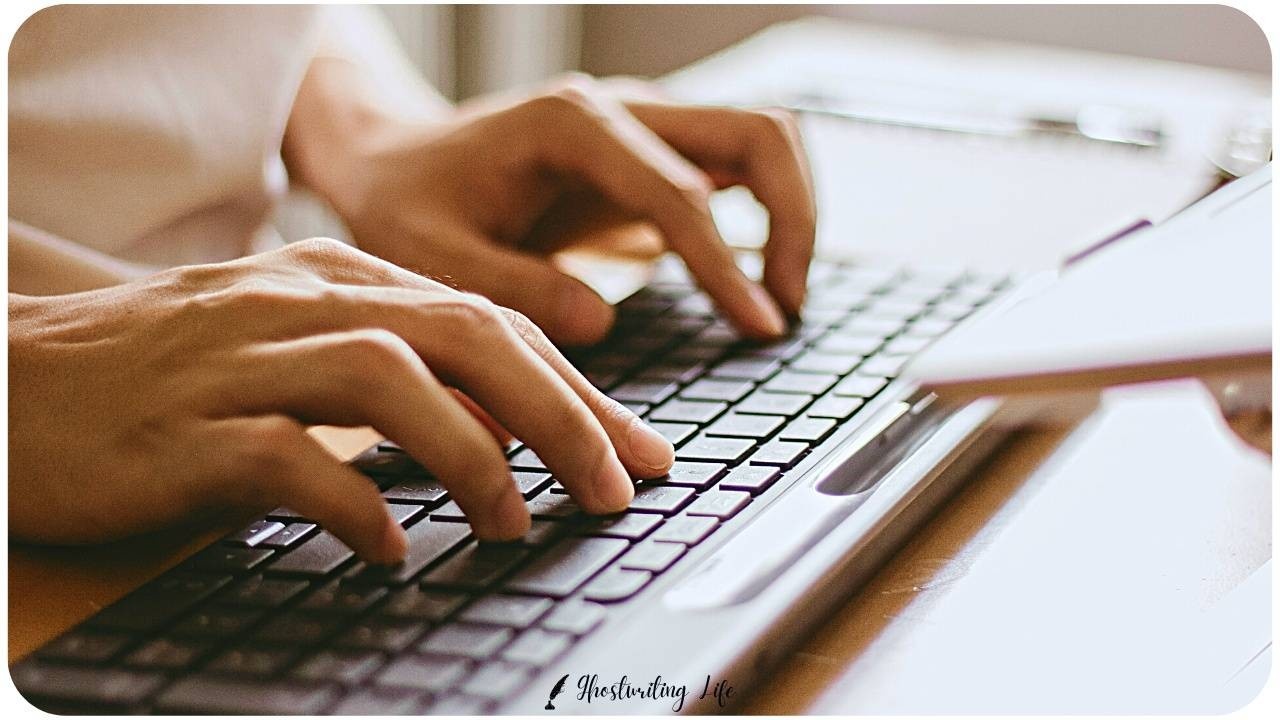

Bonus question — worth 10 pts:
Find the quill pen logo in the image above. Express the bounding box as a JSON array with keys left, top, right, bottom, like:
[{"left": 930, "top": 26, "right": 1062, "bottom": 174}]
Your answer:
[{"left": 545, "top": 673, "right": 570, "bottom": 710}]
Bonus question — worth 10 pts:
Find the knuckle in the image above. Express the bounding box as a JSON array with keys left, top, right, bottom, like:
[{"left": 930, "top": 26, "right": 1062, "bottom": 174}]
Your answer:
[
  {"left": 287, "top": 236, "right": 354, "bottom": 264},
  {"left": 340, "top": 329, "right": 420, "bottom": 375},
  {"left": 436, "top": 293, "right": 508, "bottom": 341}
]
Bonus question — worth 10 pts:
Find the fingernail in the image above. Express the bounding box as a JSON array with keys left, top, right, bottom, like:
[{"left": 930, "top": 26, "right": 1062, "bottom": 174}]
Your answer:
[
  {"left": 748, "top": 283, "right": 788, "bottom": 337},
  {"left": 488, "top": 488, "right": 531, "bottom": 541},
  {"left": 592, "top": 452, "right": 635, "bottom": 513},
  {"left": 379, "top": 514, "right": 408, "bottom": 564},
  {"left": 558, "top": 283, "right": 615, "bottom": 344},
  {"left": 628, "top": 417, "right": 674, "bottom": 474}
]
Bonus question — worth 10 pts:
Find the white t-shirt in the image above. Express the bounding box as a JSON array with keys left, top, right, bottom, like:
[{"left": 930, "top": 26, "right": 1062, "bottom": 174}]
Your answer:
[{"left": 9, "top": 5, "right": 325, "bottom": 268}]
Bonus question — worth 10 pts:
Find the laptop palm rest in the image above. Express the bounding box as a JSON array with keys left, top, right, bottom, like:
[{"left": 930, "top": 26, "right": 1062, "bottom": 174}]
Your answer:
[{"left": 664, "top": 395, "right": 962, "bottom": 611}]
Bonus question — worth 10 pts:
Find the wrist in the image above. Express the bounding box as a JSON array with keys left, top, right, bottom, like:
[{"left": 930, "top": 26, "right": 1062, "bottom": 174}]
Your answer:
[{"left": 284, "top": 58, "right": 448, "bottom": 226}]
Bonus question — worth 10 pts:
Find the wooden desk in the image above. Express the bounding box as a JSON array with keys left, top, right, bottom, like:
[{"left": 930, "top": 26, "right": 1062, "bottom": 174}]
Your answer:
[{"left": 8, "top": 16, "right": 1271, "bottom": 715}]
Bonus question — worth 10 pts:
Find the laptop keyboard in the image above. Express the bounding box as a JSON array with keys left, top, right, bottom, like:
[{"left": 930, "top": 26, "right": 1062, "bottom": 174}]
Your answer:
[{"left": 13, "top": 258, "right": 1007, "bottom": 714}]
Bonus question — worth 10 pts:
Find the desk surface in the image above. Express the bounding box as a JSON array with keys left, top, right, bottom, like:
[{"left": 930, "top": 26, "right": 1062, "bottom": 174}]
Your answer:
[{"left": 7, "top": 16, "right": 1272, "bottom": 715}]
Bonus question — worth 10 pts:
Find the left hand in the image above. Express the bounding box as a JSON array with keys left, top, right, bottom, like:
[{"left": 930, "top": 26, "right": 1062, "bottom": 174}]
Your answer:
[{"left": 304, "top": 75, "right": 816, "bottom": 346}]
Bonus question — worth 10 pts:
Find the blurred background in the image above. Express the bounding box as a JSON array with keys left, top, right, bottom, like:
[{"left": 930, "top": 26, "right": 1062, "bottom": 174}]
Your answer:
[{"left": 380, "top": 3, "right": 1270, "bottom": 100}]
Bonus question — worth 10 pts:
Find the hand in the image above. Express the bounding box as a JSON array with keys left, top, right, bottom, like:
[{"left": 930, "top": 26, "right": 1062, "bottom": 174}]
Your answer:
[
  {"left": 295, "top": 74, "right": 816, "bottom": 345},
  {"left": 8, "top": 238, "right": 675, "bottom": 562}
]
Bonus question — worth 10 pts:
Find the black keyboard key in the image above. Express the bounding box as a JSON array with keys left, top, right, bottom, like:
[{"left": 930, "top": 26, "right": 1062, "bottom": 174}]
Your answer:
[
  {"left": 334, "top": 617, "right": 428, "bottom": 653},
  {"left": 219, "top": 575, "right": 310, "bottom": 608},
  {"left": 332, "top": 687, "right": 423, "bottom": 714},
  {"left": 647, "top": 421, "right": 698, "bottom": 446},
  {"left": 428, "top": 499, "right": 467, "bottom": 521},
  {"left": 652, "top": 515, "right": 718, "bottom": 545},
  {"left": 764, "top": 370, "right": 838, "bottom": 395},
  {"left": 291, "top": 649, "right": 385, "bottom": 685},
  {"left": 541, "top": 600, "right": 606, "bottom": 636},
  {"left": 526, "top": 492, "right": 583, "bottom": 520},
  {"left": 582, "top": 567, "right": 652, "bottom": 603},
  {"left": 349, "top": 519, "right": 471, "bottom": 585},
  {"left": 380, "top": 587, "right": 467, "bottom": 622},
  {"left": 839, "top": 315, "right": 904, "bottom": 338},
  {"left": 188, "top": 545, "right": 274, "bottom": 574},
  {"left": 420, "top": 542, "right": 529, "bottom": 590},
  {"left": 636, "top": 361, "right": 707, "bottom": 385},
  {"left": 710, "top": 356, "right": 782, "bottom": 381},
  {"left": 749, "top": 440, "right": 809, "bottom": 468},
  {"left": 686, "top": 490, "right": 752, "bottom": 519},
  {"left": 719, "top": 465, "right": 782, "bottom": 494},
  {"left": 628, "top": 484, "right": 695, "bottom": 514},
  {"left": 858, "top": 354, "right": 909, "bottom": 377},
  {"left": 619, "top": 540, "right": 685, "bottom": 572},
  {"left": 460, "top": 595, "right": 553, "bottom": 628},
  {"left": 461, "top": 661, "right": 533, "bottom": 699},
  {"left": 228, "top": 520, "right": 286, "bottom": 547},
  {"left": 648, "top": 398, "right": 727, "bottom": 424},
  {"left": 704, "top": 413, "right": 784, "bottom": 439},
  {"left": 419, "top": 623, "right": 514, "bottom": 659},
  {"left": 734, "top": 390, "right": 811, "bottom": 417},
  {"left": 681, "top": 378, "right": 753, "bottom": 402},
  {"left": 171, "top": 606, "right": 264, "bottom": 638},
  {"left": 205, "top": 645, "right": 296, "bottom": 676},
  {"left": 780, "top": 417, "right": 838, "bottom": 443},
  {"left": 807, "top": 394, "right": 865, "bottom": 420},
  {"left": 788, "top": 353, "right": 862, "bottom": 375},
  {"left": 813, "top": 334, "right": 882, "bottom": 356},
  {"left": 509, "top": 447, "right": 548, "bottom": 470},
  {"left": 87, "top": 572, "right": 231, "bottom": 633},
  {"left": 904, "top": 316, "right": 954, "bottom": 337},
  {"left": 675, "top": 435, "right": 754, "bottom": 463},
  {"left": 513, "top": 471, "right": 553, "bottom": 498},
  {"left": 609, "top": 380, "right": 679, "bottom": 405},
  {"left": 833, "top": 374, "right": 889, "bottom": 398},
  {"left": 503, "top": 537, "right": 628, "bottom": 598},
  {"left": 267, "top": 531, "right": 353, "bottom": 577},
  {"left": 521, "top": 519, "right": 567, "bottom": 546},
  {"left": 259, "top": 522, "right": 316, "bottom": 549},
  {"left": 742, "top": 336, "right": 807, "bottom": 360},
  {"left": 382, "top": 480, "right": 447, "bottom": 506},
  {"left": 882, "top": 334, "right": 932, "bottom": 355},
  {"left": 656, "top": 460, "right": 727, "bottom": 490},
  {"left": 501, "top": 628, "right": 573, "bottom": 666},
  {"left": 122, "top": 637, "right": 212, "bottom": 671},
  {"left": 375, "top": 653, "right": 470, "bottom": 692},
  {"left": 154, "top": 675, "right": 337, "bottom": 714},
  {"left": 12, "top": 662, "right": 164, "bottom": 707},
  {"left": 36, "top": 630, "right": 130, "bottom": 663},
  {"left": 578, "top": 512, "right": 662, "bottom": 540},
  {"left": 300, "top": 580, "right": 388, "bottom": 614}
]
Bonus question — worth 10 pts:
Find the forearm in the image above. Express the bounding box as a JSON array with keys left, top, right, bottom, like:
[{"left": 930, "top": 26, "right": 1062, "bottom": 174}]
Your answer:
[
  {"left": 283, "top": 5, "right": 453, "bottom": 219},
  {"left": 8, "top": 220, "right": 150, "bottom": 295}
]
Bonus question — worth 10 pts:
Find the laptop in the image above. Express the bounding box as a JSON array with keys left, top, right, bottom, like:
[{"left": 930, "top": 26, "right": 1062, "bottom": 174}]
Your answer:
[{"left": 11, "top": 168, "right": 1269, "bottom": 714}]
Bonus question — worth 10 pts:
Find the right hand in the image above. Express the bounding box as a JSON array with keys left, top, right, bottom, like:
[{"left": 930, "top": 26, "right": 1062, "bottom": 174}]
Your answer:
[{"left": 7, "top": 238, "right": 676, "bottom": 563}]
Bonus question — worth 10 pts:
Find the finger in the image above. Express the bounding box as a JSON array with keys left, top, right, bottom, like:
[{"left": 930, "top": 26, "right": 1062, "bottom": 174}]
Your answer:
[
  {"left": 276, "top": 288, "right": 637, "bottom": 514},
  {"left": 498, "top": 305, "right": 675, "bottom": 478},
  {"left": 623, "top": 102, "right": 817, "bottom": 315},
  {"left": 450, "top": 388, "right": 515, "bottom": 447},
  {"left": 227, "top": 329, "right": 530, "bottom": 541},
  {"left": 520, "top": 81, "right": 788, "bottom": 339},
  {"left": 214, "top": 415, "right": 407, "bottom": 564},
  {"left": 410, "top": 232, "right": 618, "bottom": 346}
]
